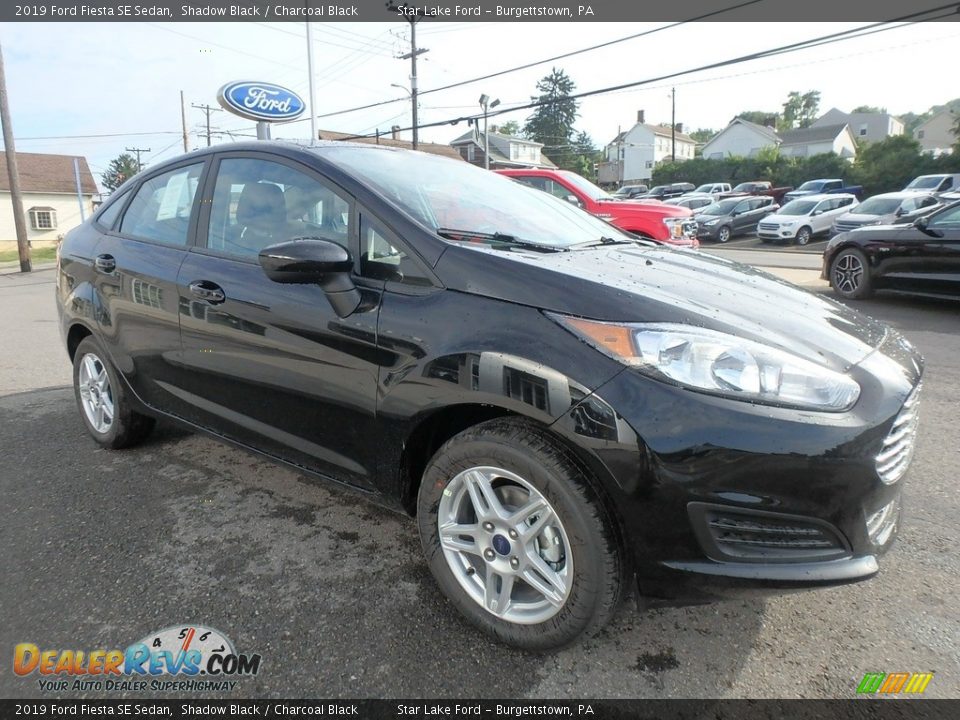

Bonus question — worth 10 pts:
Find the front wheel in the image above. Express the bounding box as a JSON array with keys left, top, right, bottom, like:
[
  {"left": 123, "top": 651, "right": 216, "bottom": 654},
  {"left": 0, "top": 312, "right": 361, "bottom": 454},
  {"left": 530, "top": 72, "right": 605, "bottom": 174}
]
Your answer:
[
  {"left": 417, "top": 418, "right": 625, "bottom": 650},
  {"left": 72, "top": 335, "right": 155, "bottom": 449},
  {"left": 830, "top": 248, "right": 873, "bottom": 299},
  {"left": 795, "top": 226, "right": 812, "bottom": 246},
  {"left": 717, "top": 225, "right": 732, "bottom": 243}
]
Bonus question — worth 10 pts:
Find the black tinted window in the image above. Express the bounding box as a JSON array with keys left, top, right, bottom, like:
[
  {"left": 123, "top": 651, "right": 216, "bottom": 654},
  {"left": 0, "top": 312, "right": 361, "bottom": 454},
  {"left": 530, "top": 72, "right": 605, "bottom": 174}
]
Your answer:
[
  {"left": 120, "top": 164, "right": 204, "bottom": 246},
  {"left": 360, "top": 212, "right": 431, "bottom": 287},
  {"left": 206, "top": 157, "right": 351, "bottom": 258},
  {"left": 95, "top": 191, "right": 129, "bottom": 230}
]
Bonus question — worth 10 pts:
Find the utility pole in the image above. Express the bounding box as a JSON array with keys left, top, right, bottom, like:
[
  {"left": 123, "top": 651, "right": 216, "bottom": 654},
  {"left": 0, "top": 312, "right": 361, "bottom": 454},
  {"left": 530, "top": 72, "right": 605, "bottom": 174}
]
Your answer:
[
  {"left": 670, "top": 87, "right": 676, "bottom": 163},
  {"left": 0, "top": 41, "right": 30, "bottom": 272},
  {"left": 387, "top": 3, "right": 428, "bottom": 150},
  {"left": 180, "top": 91, "right": 189, "bottom": 152},
  {"left": 192, "top": 103, "right": 222, "bottom": 147},
  {"left": 125, "top": 146, "right": 151, "bottom": 172},
  {"left": 305, "top": 22, "right": 318, "bottom": 143}
]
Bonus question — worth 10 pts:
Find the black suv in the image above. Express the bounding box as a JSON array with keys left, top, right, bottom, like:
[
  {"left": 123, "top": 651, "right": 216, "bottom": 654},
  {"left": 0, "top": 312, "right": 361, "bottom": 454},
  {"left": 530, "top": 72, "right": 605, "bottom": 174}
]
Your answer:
[
  {"left": 640, "top": 182, "right": 695, "bottom": 200},
  {"left": 57, "top": 142, "right": 921, "bottom": 649}
]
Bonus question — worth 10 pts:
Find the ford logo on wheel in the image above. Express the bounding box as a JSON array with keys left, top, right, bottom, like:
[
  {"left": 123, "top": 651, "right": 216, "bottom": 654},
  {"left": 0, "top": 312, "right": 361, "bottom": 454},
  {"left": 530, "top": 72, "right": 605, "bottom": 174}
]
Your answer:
[{"left": 216, "top": 81, "right": 305, "bottom": 122}]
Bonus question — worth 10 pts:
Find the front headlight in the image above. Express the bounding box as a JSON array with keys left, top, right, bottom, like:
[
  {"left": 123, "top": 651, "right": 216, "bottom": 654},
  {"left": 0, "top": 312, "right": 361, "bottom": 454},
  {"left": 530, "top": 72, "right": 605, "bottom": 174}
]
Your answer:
[
  {"left": 702, "top": 218, "right": 720, "bottom": 226},
  {"left": 552, "top": 317, "right": 861, "bottom": 412}
]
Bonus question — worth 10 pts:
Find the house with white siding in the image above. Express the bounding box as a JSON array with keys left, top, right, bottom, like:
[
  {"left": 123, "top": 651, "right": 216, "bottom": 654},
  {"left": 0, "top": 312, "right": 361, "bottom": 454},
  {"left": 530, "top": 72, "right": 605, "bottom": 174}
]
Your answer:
[
  {"left": 812, "top": 108, "right": 904, "bottom": 144},
  {"left": 598, "top": 110, "right": 696, "bottom": 185},
  {"left": 913, "top": 110, "right": 957, "bottom": 156},
  {"left": 700, "top": 118, "right": 781, "bottom": 159},
  {"left": 0, "top": 152, "right": 97, "bottom": 247},
  {"left": 702, "top": 117, "right": 858, "bottom": 160}
]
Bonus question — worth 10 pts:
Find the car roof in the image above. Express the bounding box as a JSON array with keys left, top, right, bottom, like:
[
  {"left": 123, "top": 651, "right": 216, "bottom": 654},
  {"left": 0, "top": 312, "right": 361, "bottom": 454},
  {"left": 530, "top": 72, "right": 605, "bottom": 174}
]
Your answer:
[
  {"left": 867, "top": 192, "right": 934, "bottom": 201},
  {"left": 787, "top": 193, "right": 855, "bottom": 201}
]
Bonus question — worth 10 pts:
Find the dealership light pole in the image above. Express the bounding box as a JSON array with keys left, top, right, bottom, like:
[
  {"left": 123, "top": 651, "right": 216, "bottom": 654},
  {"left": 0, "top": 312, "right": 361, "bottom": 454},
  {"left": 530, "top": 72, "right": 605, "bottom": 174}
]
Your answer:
[
  {"left": 670, "top": 87, "right": 676, "bottom": 162},
  {"left": 306, "top": 21, "right": 318, "bottom": 143},
  {"left": 0, "top": 41, "right": 30, "bottom": 272},
  {"left": 479, "top": 94, "right": 500, "bottom": 170},
  {"left": 387, "top": 3, "right": 428, "bottom": 150}
]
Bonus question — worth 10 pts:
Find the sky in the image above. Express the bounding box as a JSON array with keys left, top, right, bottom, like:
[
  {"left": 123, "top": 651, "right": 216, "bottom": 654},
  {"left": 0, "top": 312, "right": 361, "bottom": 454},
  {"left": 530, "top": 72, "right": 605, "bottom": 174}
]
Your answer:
[{"left": 3, "top": 19, "right": 959, "bottom": 189}]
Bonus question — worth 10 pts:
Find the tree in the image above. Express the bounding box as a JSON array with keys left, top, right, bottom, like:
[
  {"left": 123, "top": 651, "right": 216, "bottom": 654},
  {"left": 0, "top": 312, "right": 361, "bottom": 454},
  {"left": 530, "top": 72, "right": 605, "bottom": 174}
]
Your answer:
[
  {"left": 953, "top": 113, "right": 960, "bottom": 155},
  {"left": 851, "top": 105, "right": 886, "bottom": 114},
  {"left": 571, "top": 131, "right": 601, "bottom": 178},
  {"left": 101, "top": 153, "right": 139, "bottom": 192},
  {"left": 779, "top": 90, "right": 821, "bottom": 130},
  {"left": 497, "top": 120, "right": 521, "bottom": 137},
  {"left": 736, "top": 111, "right": 778, "bottom": 128},
  {"left": 524, "top": 68, "right": 579, "bottom": 170},
  {"left": 688, "top": 128, "right": 716, "bottom": 144}
]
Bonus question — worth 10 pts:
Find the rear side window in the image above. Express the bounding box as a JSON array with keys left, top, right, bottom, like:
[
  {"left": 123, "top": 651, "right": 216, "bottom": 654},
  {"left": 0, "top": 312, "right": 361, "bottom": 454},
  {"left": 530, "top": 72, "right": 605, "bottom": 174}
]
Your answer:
[
  {"left": 120, "top": 164, "right": 204, "bottom": 246},
  {"left": 95, "top": 191, "right": 128, "bottom": 230}
]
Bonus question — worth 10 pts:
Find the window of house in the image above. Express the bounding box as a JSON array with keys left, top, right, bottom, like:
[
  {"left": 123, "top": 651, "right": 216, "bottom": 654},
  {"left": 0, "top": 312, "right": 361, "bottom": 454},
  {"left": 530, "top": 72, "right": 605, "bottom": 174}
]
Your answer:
[
  {"left": 918, "top": 130, "right": 925, "bottom": 139},
  {"left": 645, "top": 160, "right": 653, "bottom": 169},
  {"left": 859, "top": 124, "right": 868, "bottom": 137},
  {"left": 120, "top": 163, "right": 204, "bottom": 246},
  {"left": 467, "top": 146, "right": 476, "bottom": 162},
  {"left": 28, "top": 207, "right": 57, "bottom": 230}
]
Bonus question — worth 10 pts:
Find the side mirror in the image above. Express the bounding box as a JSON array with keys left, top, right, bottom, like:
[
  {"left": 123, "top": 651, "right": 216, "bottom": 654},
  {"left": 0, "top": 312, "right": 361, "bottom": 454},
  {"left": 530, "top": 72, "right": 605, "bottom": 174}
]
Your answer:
[
  {"left": 565, "top": 195, "right": 582, "bottom": 207},
  {"left": 259, "top": 238, "right": 361, "bottom": 318},
  {"left": 895, "top": 207, "right": 905, "bottom": 217},
  {"left": 812, "top": 210, "right": 823, "bottom": 216},
  {"left": 913, "top": 216, "right": 928, "bottom": 230}
]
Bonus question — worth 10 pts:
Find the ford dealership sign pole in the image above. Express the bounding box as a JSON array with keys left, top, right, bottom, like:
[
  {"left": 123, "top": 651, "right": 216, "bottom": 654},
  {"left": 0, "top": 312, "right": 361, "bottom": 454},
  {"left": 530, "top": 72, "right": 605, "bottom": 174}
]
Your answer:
[{"left": 216, "top": 81, "right": 306, "bottom": 140}]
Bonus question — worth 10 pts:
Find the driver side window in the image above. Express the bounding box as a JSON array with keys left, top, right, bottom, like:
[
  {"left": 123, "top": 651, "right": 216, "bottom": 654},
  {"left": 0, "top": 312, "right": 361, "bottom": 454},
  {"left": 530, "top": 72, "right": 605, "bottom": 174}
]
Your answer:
[
  {"left": 929, "top": 205, "right": 960, "bottom": 229},
  {"left": 205, "top": 157, "right": 351, "bottom": 258}
]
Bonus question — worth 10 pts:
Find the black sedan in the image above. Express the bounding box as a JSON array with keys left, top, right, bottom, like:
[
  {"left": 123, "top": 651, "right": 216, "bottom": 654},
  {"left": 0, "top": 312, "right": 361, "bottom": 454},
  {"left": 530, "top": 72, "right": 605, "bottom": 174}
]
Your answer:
[
  {"left": 57, "top": 141, "right": 922, "bottom": 650},
  {"left": 824, "top": 201, "right": 960, "bottom": 300}
]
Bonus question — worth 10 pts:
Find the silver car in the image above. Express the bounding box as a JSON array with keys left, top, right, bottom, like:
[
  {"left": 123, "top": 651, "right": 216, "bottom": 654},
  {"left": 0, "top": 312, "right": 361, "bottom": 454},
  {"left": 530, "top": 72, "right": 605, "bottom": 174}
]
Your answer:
[{"left": 832, "top": 192, "right": 941, "bottom": 234}]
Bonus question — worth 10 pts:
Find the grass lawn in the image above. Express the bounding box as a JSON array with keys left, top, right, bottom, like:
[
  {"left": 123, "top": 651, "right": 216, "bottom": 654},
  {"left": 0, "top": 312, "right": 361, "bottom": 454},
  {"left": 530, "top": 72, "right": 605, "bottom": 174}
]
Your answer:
[{"left": 0, "top": 246, "right": 57, "bottom": 264}]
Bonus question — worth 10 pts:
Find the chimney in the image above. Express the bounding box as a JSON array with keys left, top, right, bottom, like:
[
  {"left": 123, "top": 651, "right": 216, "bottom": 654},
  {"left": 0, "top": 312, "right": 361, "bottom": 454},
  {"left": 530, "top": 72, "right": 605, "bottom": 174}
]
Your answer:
[
  {"left": 637, "top": 110, "right": 645, "bottom": 124},
  {"left": 391, "top": 125, "right": 400, "bottom": 141},
  {"left": 489, "top": 124, "right": 498, "bottom": 134},
  {"left": 674, "top": 123, "right": 683, "bottom": 134}
]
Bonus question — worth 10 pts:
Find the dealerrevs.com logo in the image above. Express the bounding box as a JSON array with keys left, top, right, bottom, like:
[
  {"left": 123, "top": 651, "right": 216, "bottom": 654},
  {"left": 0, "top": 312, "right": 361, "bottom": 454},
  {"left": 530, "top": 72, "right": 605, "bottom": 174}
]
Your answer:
[{"left": 14, "top": 625, "right": 261, "bottom": 693}]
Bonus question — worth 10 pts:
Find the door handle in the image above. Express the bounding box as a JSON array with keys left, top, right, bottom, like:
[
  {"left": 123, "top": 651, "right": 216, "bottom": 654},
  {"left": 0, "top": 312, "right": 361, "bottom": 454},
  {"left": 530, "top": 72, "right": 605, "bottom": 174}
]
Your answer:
[
  {"left": 94, "top": 254, "right": 116, "bottom": 273},
  {"left": 188, "top": 280, "right": 226, "bottom": 304}
]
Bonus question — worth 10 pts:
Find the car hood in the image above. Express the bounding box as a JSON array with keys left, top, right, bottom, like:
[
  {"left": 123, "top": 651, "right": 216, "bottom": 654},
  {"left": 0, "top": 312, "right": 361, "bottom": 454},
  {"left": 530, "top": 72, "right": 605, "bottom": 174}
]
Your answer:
[
  {"left": 836, "top": 212, "right": 889, "bottom": 226},
  {"left": 763, "top": 213, "right": 809, "bottom": 224},
  {"left": 438, "top": 244, "right": 889, "bottom": 372}
]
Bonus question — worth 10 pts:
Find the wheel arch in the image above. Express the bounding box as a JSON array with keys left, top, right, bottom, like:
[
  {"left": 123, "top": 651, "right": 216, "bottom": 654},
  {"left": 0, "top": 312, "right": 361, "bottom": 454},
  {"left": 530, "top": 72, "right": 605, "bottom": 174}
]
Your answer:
[{"left": 66, "top": 322, "right": 95, "bottom": 361}]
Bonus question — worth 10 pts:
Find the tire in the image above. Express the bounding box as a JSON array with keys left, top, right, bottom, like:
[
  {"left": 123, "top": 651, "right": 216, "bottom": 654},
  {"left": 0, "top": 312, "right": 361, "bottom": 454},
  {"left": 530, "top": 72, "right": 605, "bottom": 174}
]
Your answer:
[
  {"left": 795, "top": 226, "right": 812, "bottom": 246},
  {"left": 72, "top": 335, "right": 155, "bottom": 449},
  {"left": 717, "top": 225, "right": 732, "bottom": 243},
  {"left": 829, "top": 247, "right": 873, "bottom": 300},
  {"left": 417, "top": 417, "right": 625, "bottom": 650}
]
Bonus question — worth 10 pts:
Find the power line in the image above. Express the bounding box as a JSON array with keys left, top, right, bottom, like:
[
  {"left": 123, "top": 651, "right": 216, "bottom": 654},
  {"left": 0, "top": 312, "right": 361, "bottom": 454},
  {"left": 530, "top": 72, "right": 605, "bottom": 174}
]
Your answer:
[
  {"left": 309, "top": 0, "right": 768, "bottom": 122},
  {"left": 15, "top": 131, "right": 180, "bottom": 140},
  {"left": 338, "top": 6, "right": 956, "bottom": 141}
]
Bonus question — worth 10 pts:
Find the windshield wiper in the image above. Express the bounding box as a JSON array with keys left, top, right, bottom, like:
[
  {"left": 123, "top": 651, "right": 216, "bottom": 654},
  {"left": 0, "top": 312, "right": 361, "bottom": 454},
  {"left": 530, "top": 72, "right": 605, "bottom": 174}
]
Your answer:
[
  {"left": 569, "top": 236, "right": 638, "bottom": 249},
  {"left": 436, "top": 228, "right": 568, "bottom": 252}
]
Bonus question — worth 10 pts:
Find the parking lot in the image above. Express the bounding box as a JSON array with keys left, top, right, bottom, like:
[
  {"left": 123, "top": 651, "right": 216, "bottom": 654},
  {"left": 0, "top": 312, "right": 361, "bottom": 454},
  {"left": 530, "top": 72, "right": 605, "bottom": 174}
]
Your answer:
[{"left": 2, "top": 265, "right": 958, "bottom": 699}]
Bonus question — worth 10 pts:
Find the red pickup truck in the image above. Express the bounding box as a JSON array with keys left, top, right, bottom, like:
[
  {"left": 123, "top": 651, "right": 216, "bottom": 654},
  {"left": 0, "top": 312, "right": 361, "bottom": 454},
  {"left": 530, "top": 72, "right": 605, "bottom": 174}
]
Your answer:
[{"left": 495, "top": 168, "right": 698, "bottom": 247}]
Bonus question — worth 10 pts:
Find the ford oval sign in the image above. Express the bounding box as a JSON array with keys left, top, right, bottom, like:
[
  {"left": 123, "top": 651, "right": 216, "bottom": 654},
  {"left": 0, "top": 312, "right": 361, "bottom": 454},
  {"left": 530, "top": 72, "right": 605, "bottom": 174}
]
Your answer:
[{"left": 216, "top": 81, "right": 305, "bottom": 123}]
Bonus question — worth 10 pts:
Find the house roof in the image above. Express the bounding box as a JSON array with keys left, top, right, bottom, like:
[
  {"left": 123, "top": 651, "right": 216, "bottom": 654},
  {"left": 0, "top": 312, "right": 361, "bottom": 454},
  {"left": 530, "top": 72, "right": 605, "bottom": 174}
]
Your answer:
[
  {"left": 778, "top": 123, "right": 851, "bottom": 146},
  {"left": 317, "top": 129, "right": 464, "bottom": 161},
  {"left": 607, "top": 123, "right": 695, "bottom": 146},
  {"left": 450, "top": 128, "right": 556, "bottom": 168},
  {"left": 702, "top": 118, "right": 780, "bottom": 150},
  {"left": 914, "top": 109, "right": 957, "bottom": 130},
  {"left": 0, "top": 152, "right": 97, "bottom": 195}
]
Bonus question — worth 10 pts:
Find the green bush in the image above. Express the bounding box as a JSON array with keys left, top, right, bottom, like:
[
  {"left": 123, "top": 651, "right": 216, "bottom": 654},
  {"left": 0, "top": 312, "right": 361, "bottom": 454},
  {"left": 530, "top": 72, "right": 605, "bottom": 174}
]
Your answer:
[{"left": 652, "top": 136, "right": 960, "bottom": 197}]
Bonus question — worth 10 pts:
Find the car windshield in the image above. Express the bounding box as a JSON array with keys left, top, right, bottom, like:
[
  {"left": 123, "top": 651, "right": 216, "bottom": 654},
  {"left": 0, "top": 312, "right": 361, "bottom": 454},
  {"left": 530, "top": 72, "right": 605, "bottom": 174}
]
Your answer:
[
  {"left": 319, "top": 146, "right": 634, "bottom": 249},
  {"left": 694, "top": 184, "right": 716, "bottom": 193},
  {"left": 778, "top": 200, "right": 818, "bottom": 215},
  {"left": 558, "top": 171, "right": 613, "bottom": 201},
  {"left": 732, "top": 183, "right": 761, "bottom": 192},
  {"left": 648, "top": 186, "right": 666, "bottom": 193},
  {"left": 699, "top": 199, "right": 740, "bottom": 216},
  {"left": 905, "top": 176, "right": 942, "bottom": 190},
  {"left": 796, "top": 181, "right": 825, "bottom": 191},
  {"left": 853, "top": 197, "right": 902, "bottom": 215}
]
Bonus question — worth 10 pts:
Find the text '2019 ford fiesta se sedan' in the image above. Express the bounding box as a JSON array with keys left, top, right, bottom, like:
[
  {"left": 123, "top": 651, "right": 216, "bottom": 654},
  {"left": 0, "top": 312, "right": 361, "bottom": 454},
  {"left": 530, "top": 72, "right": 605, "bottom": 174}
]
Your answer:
[{"left": 57, "top": 141, "right": 923, "bottom": 650}]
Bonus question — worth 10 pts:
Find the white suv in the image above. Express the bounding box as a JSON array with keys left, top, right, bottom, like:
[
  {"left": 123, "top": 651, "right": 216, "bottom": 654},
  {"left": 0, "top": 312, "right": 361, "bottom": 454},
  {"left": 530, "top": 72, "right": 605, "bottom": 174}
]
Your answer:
[{"left": 757, "top": 193, "right": 859, "bottom": 245}]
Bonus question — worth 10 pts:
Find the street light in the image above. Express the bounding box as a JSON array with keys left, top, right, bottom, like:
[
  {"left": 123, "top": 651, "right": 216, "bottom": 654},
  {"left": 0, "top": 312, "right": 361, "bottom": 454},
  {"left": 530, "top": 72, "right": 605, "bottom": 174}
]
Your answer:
[{"left": 479, "top": 94, "right": 500, "bottom": 170}]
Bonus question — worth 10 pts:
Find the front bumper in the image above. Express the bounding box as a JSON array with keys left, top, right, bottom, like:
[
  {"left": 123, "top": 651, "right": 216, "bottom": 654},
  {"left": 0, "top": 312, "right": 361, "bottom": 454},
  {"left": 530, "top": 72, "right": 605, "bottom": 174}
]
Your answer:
[
  {"left": 757, "top": 224, "right": 797, "bottom": 240},
  {"left": 551, "top": 330, "right": 922, "bottom": 602}
]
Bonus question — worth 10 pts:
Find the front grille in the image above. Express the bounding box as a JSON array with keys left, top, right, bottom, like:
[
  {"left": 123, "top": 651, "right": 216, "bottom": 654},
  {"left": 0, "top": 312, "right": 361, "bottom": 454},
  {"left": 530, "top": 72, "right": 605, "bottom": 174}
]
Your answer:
[
  {"left": 876, "top": 384, "right": 921, "bottom": 484},
  {"left": 689, "top": 503, "right": 850, "bottom": 563},
  {"left": 758, "top": 222, "right": 779, "bottom": 232},
  {"left": 834, "top": 220, "right": 864, "bottom": 233}
]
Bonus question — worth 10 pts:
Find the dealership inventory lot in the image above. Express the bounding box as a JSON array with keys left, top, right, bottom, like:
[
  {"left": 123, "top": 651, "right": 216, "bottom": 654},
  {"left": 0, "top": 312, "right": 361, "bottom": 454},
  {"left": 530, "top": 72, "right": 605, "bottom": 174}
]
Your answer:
[{"left": 1, "top": 270, "right": 958, "bottom": 698}]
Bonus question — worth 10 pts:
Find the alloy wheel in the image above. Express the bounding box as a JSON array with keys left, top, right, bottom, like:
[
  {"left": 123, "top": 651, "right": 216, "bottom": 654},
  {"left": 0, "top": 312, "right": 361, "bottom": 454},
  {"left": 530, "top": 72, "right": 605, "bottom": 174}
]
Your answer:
[
  {"left": 77, "top": 352, "right": 114, "bottom": 434},
  {"left": 437, "top": 466, "right": 573, "bottom": 625},
  {"left": 833, "top": 253, "right": 864, "bottom": 295}
]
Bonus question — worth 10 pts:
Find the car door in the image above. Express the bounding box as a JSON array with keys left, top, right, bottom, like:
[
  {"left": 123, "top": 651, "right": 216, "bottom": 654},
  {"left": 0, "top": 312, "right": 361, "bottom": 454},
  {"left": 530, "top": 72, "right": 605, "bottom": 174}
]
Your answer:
[
  {"left": 174, "top": 152, "right": 384, "bottom": 489},
  {"left": 810, "top": 199, "right": 836, "bottom": 234},
  {"left": 913, "top": 204, "right": 960, "bottom": 294},
  {"left": 92, "top": 159, "right": 208, "bottom": 412},
  {"left": 731, "top": 199, "right": 753, "bottom": 234}
]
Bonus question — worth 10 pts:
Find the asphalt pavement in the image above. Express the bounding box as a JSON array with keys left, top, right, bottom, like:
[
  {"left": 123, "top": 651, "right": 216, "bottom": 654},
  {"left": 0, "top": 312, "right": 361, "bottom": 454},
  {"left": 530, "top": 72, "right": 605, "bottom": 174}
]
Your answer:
[{"left": 2, "top": 265, "right": 959, "bottom": 700}]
